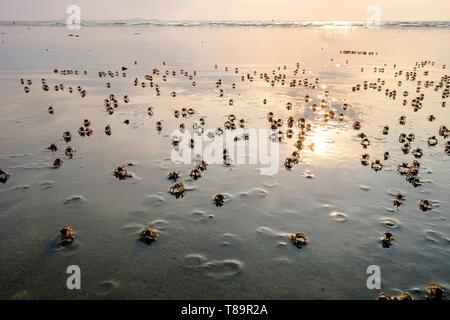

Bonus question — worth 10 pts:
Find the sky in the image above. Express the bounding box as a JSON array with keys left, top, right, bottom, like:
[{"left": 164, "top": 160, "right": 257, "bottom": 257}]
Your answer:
[{"left": 0, "top": 0, "right": 449, "bottom": 21}]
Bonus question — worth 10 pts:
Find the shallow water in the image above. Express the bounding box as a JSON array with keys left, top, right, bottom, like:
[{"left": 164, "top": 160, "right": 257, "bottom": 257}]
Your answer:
[{"left": 0, "top": 25, "right": 449, "bottom": 299}]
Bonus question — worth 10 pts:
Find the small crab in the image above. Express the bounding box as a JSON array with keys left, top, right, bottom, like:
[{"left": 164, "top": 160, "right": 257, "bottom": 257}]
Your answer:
[
  {"left": 189, "top": 168, "right": 202, "bottom": 180},
  {"left": 397, "top": 162, "right": 409, "bottom": 175},
  {"left": 196, "top": 160, "right": 208, "bottom": 171},
  {"left": 377, "top": 293, "right": 394, "bottom": 300},
  {"left": 411, "top": 148, "right": 423, "bottom": 159},
  {"left": 406, "top": 174, "right": 422, "bottom": 188},
  {"left": 222, "top": 149, "right": 233, "bottom": 166},
  {"left": 286, "top": 129, "right": 294, "bottom": 139},
  {"left": 290, "top": 232, "right": 308, "bottom": 248},
  {"left": 361, "top": 153, "right": 370, "bottom": 166},
  {"left": 139, "top": 226, "right": 158, "bottom": 245},
  {"left": 168, "top": 182, "right": 186, "bottom": 199},
  {"left": 171, "top": 136, "right": 182, "bottom": 147},
  {"left": 213, "top": 193, "right": 225, "bottom": 207},
  {"left": 65, "top": 146, "right": 75, "bottom": 159},
  {"left": 397, "top": 292, "right": 413, "bottom": 300},
  {"left": 393, "top": 193, "right": 405, "bottom": 207},
  {"left": 105, "top": 125, "right": 112, "bottom": 136},
  {"left": 426, "top": 283, "right": 445, "bottom": 300},
  {"left": 439, "top": 126, "right": 449, "bottom": 138},
  {"left": 63, "top": 131, "right": 72, "bottom": 142},
  {"left": 401, "top": 142, "right": 411, "bottom": 155},
  {"left": 419, "top": 199, "right": 433, "bottom": 212},
  {"left": 427, "top": 136, "right": 438, "bottom": 147},
  {"left": 78, "top": 126, "right": 86, "bottom": 136},
  {"left": 361, "top": 138, "right": 370, "bottom": 149},
  {"left": 0, "top": 168, "right": 10, "bottom": 184},
  {"left": 167, "top": 170, "right": 180, "bottom": 181},
  {"left": 156, "top": 121, "right": 162, "bottom": 132},
  {"left": 59, "top": 224, "right": 74, "bottom": 246},
  {"left": 380, "top": 231, "right": 394, "bottom": 248},
  {"left": 113, "top": 166, "right": 132, "bottom": 180},
  {"left": 371, "top": 160, "right": 383, "bottom": 172},
  {"left": 378, "top": 292, "right": 412, "bottom": 300},
  {"left": 352, "top": 121, "right": 361, "bottom": 130},
  {"left": 53, "top": 158, "right": 63, "bottom": 168},
  {"left": 284, "top": 157, "right": 296, "bottom": 169},
  {"left": 215, "top": 127, "right": 224, "bottom": 136},
  {"left": 48, "top": 143, "right": 58, "bottom": 152}
]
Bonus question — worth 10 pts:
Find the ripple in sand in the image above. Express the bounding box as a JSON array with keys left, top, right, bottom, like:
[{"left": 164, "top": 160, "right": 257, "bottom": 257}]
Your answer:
[
  {"left": 9, "top": 184, "right": 31, "bottom": 191},
  {"left": 359, "top": 185, "right": 371, "bottom": 191},
  {"left": 220, "top": 233, "right": 241, "bottom": 246},
  {"left": 419, "top": 189, "right": 431, "bottom": 195},
  {"left": 262, "top": 180, "right": 278, "bottom": 188},
  {"left": 64, "top": 195, "right": 85, "bottom": 204},
  {"left": 0, "top": 153, "right": 32, "bottom": 160},
  {"left": 184, "top": 253, "right": 208, "bottom": 268},
  {"left": 94, "top": 279, "right": 120, "bottom": 297},
  {"left": 142, "top": 194, "right": 165, "bottom": 206},
  {"left": 256, "top": 226, "right": 288, "bottom": 238},
  {"left": 273, "top": 256, "right": 293, "bottom": 263},
  {"left": 424, "top": 230, "right": 450, "bottom": 245},
  {"left": 40, "top": 180, "right": 54, "bottom": 189},
  {"left": 123, "top": 160, "right": 139, "bottom": 167},
  {"left": 302, "top": 170, "right": 315, "bottom": 179},
  {"left": 149, "top": 219, "right": 168, "bottom": 231},
  {"left": 330, "top": 211, "right": 348, "bottom": 222},
  {"left": 100, "top": 279, "right": 119, "bottom": 290},
  {"left": 428, "top": 199, "right": 441, "bottom": 208},
  {"left": 380, "top": 217, "right": 400, "bottom": 228},
  {"left": 240, "top": 187, "right": 269, "bottom": 197},
  {"left": 122, "top": 222, "right": 144, "bottom": 233},
  {"left": 184, "top": 184, "right": 198, "bottom": 191},
  {"left": 204, "top": 260, "right": 243, "bottom": 279},
  {"left": 190, "top": 210, "right": 214, "bottom": 221},
  {"left": 184, "top": 254, "right": 243, "bottom": 279},
  {"left": 221, "top": 233, "right": 240, "bottom": 241},
  {"left": 387, "top": 188, "right": 406, "bottom": 196}
]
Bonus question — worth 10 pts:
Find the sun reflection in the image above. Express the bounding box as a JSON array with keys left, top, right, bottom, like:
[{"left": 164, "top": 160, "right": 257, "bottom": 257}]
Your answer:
[{"left": 308, "top": 128, "right": 335, "bottom": 155}]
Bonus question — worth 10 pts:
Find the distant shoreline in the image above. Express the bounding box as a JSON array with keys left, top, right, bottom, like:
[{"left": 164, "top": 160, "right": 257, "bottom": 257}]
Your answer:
[{"left": 1, "top": 20, "right": 450, "bottom": 29}]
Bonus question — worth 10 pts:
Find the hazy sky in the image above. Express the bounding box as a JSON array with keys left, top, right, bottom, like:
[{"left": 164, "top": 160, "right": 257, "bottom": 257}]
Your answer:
[{"left": 0, "top": 0, "right": 449, "bottom": 21}]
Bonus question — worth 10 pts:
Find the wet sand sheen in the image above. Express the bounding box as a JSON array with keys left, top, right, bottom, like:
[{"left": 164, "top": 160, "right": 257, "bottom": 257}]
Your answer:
[{"left": 0, "top": 25, "right": 449, "bottom": 299}]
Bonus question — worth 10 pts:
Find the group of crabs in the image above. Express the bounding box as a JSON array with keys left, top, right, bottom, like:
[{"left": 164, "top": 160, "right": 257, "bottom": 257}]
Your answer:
[{"left": 3, "top": 61, "right": 448, "bottom": 299}]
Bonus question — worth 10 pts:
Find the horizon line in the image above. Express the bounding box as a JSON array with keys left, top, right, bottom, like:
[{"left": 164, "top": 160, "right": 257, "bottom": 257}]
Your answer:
[{"left": 1, "top": 18, "right": 450, "bottom": 23}]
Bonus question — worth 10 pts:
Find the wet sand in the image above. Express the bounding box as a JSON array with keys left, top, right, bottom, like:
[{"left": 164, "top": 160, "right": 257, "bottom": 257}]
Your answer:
[{"left": 0, "top": 25, "right": 449, "bottom": 299}]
